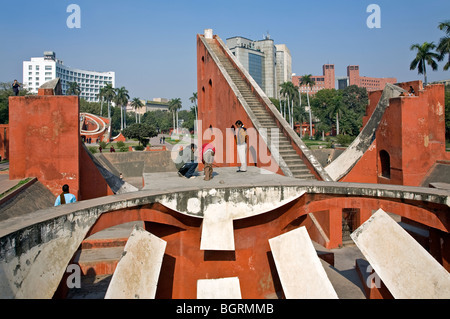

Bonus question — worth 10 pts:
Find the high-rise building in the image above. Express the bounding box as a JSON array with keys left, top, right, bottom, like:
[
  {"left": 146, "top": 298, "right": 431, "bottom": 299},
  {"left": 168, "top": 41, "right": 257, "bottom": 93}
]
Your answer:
[
  {"left": 275, "top": 44, "right": 292, "bottom": 96},
  {"left": 23, "top": 51, "right": 115, "bottom": 102},
  {"left": 226, "top": 35, "right": 291, "bottom": 99}
]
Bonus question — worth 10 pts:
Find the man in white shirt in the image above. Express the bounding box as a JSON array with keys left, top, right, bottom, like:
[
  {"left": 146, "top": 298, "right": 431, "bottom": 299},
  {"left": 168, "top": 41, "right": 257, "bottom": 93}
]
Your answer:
[{"left": 235, "top": 120, "right": 248, "bottom": 172}]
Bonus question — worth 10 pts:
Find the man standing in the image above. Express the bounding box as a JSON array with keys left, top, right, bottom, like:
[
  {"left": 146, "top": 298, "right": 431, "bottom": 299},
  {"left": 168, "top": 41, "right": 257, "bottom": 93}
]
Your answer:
[
  {"left": 12, "top": 80, "right": 20, "bottom": 96},
  {"left": 54, "top": 184, "right": 77, "bottom": 206},
  {"left": 235, "top": 120, "right": 248, "bottom": 172}
]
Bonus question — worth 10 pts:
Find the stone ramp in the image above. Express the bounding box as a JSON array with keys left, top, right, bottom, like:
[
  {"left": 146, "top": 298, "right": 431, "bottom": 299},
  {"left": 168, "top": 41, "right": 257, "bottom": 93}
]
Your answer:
[
  {"left": 202, "top": 35, "right": 330, "bottom": 181},
  {"left": 83, "top": 144, "right": 138, "bottom": 194},
  {"left": 269, "top": 226, "right": 338, "bottom": 299},
  {"left": 351, "top": 209, "right": 450, "bottom": 298},
  {"left": 325, "top": 83, "right": 406, "bottom": 181},
  {"left": 197, "top": 277, "right": 242, "bottom": 299},
  {"left": 0, "top": 178, "right": 55, "bottom": 222},
  {"left": 104, "top": 226, "right": 167, "bottom": 299}
]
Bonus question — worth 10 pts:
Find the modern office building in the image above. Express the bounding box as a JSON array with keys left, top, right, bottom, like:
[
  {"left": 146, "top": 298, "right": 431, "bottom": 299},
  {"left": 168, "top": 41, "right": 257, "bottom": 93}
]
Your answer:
[
  {"left": 226, "top": 35, "right": 291, "bottom": 99},
  {"left": 23, "top": 51, "right": 115, "bottom": 102}
]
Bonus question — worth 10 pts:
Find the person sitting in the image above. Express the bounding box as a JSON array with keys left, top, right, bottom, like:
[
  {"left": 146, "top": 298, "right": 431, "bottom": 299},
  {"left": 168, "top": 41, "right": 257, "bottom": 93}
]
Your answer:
[{"left": 177, "top": 143, "right": 198, "bottom": 179}]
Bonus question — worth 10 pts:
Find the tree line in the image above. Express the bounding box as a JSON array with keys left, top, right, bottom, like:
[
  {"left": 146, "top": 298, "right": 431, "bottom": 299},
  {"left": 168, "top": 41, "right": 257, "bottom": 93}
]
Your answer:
[{"left": 275, "top": 80, "right": 368, "bottom": 140}]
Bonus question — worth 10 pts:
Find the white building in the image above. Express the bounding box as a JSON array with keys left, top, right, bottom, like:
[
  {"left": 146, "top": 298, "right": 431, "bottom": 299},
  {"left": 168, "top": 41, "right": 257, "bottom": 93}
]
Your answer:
[
  {"left": 23, "top": 51, "right": 115, "bottom": 102},
  {"left": 275, "top": 44, "right": 292, "bottom": 95}
]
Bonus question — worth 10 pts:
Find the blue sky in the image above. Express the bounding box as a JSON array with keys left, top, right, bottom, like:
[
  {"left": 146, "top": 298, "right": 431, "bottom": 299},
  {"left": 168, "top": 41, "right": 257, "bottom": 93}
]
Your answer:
[{"left": 0, "top": 0, "right": 449, "bottom": 109}]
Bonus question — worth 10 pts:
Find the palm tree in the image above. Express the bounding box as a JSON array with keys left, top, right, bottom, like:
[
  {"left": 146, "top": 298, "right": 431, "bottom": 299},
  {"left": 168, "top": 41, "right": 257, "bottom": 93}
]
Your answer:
[
  {"left": 113, "top": 87, "right": 130, "bottom": 131},
  {"left": 97, "top": 86, "right": 107, "bottom": 117},
  {"left": 410, "top": 42, "right": 440, "bottom": 86},
  {"left": 329, "top": 94, "right": 344, "bottom": 136},
  {"left": 279, "top": 82, "right": 298, "bottom": 128},
  {"left": 102, "top": 83, "right": 116, "bottom": 120},
  {"left": 131, "top": 98, "right": 144, "bottom": 123},
  {"left": 66, "top": 81, "right": 81, "bottom": 96},
  {"left": 169, "top": 98, "right": 182, "bottom": 134},
  {"left": 437, "top": 20, "right": 450, "bottom": 71},
  {"left": 295, "top": 92, "right": 308, "bottom": 138},
  {"left": 189, "top": 92, "right": 198, "bottom": 133},
  {"left": 299, "top": 75, "right": 316, "bottom": 139}
]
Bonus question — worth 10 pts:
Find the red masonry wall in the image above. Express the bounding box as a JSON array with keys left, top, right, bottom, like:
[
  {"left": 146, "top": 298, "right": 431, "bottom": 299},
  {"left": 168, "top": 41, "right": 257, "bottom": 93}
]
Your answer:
[
  {"left": 9, "top": 95, "right": 81, "bottom": 198},
  {"left": 342, "top": 81, "right": 449, "bottom": 186}
]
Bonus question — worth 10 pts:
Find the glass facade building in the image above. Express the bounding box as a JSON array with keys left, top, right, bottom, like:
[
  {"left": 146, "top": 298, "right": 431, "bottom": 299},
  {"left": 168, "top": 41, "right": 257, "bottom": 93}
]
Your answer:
[{"left": 248, "top": 53, "right": 263, "bottom": 89}]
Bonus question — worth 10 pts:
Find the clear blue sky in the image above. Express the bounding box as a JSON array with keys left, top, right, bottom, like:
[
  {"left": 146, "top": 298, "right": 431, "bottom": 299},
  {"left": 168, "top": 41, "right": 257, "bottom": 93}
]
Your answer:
[{"left": 0, "top": 0, "right": 449, "bottom": 109}]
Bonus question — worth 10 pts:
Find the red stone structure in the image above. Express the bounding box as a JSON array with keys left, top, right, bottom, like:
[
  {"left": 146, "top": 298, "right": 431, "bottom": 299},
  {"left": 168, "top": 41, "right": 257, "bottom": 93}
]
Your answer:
[
  {"left": 1, "top": 33, "right": 449, "bottom": 300},
  {"left": 8, "top": 85, "right": 113, "bottom": 200},
  {"left": 0, "top": 125, "right": 9, "bottom": 160},
  {"left": 342, "top": 80, "right": 450, "bottom": 187},
  {"left": 292, "top": 64, "right": 336, "bottom": 94}
]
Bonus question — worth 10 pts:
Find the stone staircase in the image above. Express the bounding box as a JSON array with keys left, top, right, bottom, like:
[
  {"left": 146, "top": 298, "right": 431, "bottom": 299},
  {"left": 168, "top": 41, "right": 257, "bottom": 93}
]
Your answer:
[{"left": 206, "top": 40, "right": 315, "bottom": 180}]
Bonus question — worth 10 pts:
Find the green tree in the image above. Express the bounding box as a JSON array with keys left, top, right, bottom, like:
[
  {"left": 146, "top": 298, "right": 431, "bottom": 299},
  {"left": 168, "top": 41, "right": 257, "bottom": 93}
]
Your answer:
[
  {"left": 410, "top": 42, "right": 440, "bottom": 86},
  {"left": 299, "top": 75, "right": 316, "bottom": 139},
  {"left": 279, "top": 81, "right": 298, "bottom": 127},
  {"left": 169, "top": 98, "right": 182, "bottom": 133},
  {"left": 122, "top": 123, "right": 157, "bottom": 146},
  {"left": 294, "top": 94, "right": 309, "bottom": 138},
  {"left": 97, "top": 86, "right": 107, "bottom": 117},
  {"left": 66, "top": 81, "right": 81, "bottom": 96},
  {"left": 310, "top": 89, "right": 341, "bottom": 135},
  {"left": 0, "top": 81, "right": 30, "bottom": 124},
  {"left": 189, "top": 92, "right": 198, "bottom": 133},
  {"left": 79, "top": 99, "right": 101, "bottom": 115},
  {"left": 113, "top": 87, "right": 130, "bottom": 131},
  {"left": 437, "top": 20, "right": 450, "bottom": 71},
  {"left": 102, "top": 83, "right": 116, "bottom": 120},
  {"left": 131, "top": 98, "right": 144, "bottom": 124}
]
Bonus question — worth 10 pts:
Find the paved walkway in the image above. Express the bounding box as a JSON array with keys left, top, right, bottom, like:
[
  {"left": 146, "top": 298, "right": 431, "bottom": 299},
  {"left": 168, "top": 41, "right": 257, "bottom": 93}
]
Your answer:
[
  {"left": 142, "top": 166, "right": 295, "bottom": 192},
  {"left": 0, "top": 163, "right": 22, "bottom": 196}
]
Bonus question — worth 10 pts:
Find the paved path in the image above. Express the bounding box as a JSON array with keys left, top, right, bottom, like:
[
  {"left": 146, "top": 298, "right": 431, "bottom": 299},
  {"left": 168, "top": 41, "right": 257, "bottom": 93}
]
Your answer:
[{"left": 0, "top": 163, "right": 22, "bottom": 196}]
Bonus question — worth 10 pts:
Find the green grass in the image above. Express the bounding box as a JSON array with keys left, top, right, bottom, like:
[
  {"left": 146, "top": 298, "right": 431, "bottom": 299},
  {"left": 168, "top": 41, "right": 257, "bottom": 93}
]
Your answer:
[{"left": 0, "top": 178, "right": 32, "bottom": 199}]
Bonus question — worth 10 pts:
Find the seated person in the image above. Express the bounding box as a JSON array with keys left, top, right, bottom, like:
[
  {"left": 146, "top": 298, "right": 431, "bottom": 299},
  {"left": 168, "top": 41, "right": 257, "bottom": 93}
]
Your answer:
[{"left": 177, "top": 143, "right": 198, "bottom": 179}]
